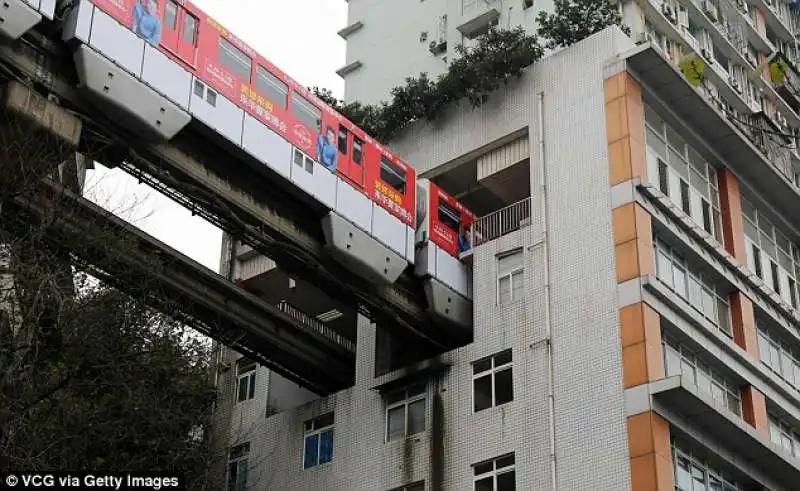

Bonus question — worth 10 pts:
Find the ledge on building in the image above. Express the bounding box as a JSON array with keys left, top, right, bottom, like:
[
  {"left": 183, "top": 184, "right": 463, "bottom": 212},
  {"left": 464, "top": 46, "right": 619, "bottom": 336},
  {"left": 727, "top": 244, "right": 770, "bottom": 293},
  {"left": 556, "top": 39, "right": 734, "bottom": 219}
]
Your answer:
[
  {"left": 619, "top": 43, "right": 800, "bottom": 225},
  {"left": 651, "top": 375, "right": 800, "bottom": 487},
  {"left": 456, "top": 8, "right": 499, "bottom": 39},
  {"left": 370, "top": 357, "right": 450, "bottom": 393},
  {"left": 337, "top": 20, "right": 363, "bottom": 39},
  {"left": 336, "top": 60, "right": 362, "bottom": 78}
]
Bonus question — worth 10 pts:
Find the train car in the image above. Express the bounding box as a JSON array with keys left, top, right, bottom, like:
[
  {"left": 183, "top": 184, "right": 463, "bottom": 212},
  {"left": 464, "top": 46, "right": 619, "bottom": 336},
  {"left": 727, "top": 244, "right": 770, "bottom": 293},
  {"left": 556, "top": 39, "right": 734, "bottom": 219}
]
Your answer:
[
  {"left": 1, "top": 0, "right": 56, "bottom": 41},
  {"left": 61, "top": 0, "right": 420, "bottom": 284},
  {"left": 414, "top": 179, "right": 474, "bottom": 327},
  {"left": 415, "top": 179, "right": 475, "bottom": 296}
]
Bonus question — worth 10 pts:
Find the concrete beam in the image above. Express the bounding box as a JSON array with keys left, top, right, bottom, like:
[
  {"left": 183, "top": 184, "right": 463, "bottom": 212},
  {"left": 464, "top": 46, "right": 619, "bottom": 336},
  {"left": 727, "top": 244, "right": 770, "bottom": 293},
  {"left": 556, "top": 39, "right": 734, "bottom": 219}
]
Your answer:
[
  {"left": 4, "top": 180, "right": 355, "bottom": 394},
  {"left": 0, "top": 79, "right": 82, "bottom": 201}
]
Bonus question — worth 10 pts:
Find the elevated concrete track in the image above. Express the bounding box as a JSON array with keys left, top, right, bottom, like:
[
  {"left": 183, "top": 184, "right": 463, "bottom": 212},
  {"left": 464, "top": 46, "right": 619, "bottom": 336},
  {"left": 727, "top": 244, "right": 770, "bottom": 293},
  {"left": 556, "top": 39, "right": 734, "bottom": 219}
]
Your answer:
[{"left": 2, "top": 180, "right": 356, "bottom": 395}]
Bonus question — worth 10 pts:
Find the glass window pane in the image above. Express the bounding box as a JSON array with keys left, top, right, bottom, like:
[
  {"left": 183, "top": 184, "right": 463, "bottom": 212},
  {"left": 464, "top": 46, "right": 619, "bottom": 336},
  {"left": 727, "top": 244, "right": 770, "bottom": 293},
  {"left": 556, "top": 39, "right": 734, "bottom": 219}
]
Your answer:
[
  {"left": 256, "top": 67, "right": 288, "bottom": 109},
  {"left": 408, "top": 399, "right": 426, "bottom": 435},
  {"left": 676, "top": 457, "right": 692, "bottom": 490},
  {"left": 475, "top": 477, "right": 493, "bottom": 491},
  {"left": 237, "top": 377, "right": 248, "bottom": 402},
  {"left": 657, "top": 251, "right": 673, "bottom": 287},
  {"left": 164, "top": 1, "right": 178, "bottom": 30},
  {"left": 319, "top": 429, "right": 334, "bottom": 464},
  {"left": 697, "top": 368, "right": 711, "bottom": 394},
  {"left": 292, "top": 93, "right": 321, "bottom": 133},
  {"left": 494, "top": 368, "right": 514, "bottom": 406},
  {"left": 218, "top": 37, "right": 252, "bottom": 82},
  {"left": 474, "top": 375, "right": 493, "bottom": 412},
  {"left": 674, "top": 265, "right": 687, "bottom": 298},
  {"left": 303, "top": 434, "right": 319, "bottom": 469},
  {"left": 387, "top": 406, "right": 405, "bottom": 441},
  {"left": 183, "top": 13, "right": 197, "bottom": 45},
  {"left": 498, "top": 251, "right": 523, "bottom": 274},
  {"left": 688, "top": 276, "right": 703, "bottom": 311},
  {"left": 497, "top": 470, "right": 516, "bottom": 491}
]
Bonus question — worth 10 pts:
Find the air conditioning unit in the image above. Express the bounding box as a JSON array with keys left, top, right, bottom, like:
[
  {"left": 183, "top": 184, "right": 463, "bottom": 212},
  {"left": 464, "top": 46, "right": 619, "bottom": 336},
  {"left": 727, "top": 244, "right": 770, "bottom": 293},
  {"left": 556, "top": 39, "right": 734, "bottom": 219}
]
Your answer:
[
  {"left": 636, "top": 31, "right": 650, "bottom": 44},
  {"left": 677, "top": 8, "right": 689, "bottom": 27}
]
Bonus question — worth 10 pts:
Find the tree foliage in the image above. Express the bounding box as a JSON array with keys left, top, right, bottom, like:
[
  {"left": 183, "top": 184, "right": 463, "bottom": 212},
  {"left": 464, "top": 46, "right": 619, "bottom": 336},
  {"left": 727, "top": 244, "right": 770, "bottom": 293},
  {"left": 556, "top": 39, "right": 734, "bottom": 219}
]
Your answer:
[
  {"left": 311, "top": 0, "right": 625, "bottom": 142},
  {"left": 536, "top": 0, "right": 630, "bottom": 49},
  {"left": 0, "top": 178, "right": 219, "bottom": 488}
]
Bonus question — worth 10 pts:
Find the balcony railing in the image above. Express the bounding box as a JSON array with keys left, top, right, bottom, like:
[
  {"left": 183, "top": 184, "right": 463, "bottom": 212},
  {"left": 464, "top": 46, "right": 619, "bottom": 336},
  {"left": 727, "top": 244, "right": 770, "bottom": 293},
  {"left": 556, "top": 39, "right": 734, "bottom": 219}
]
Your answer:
[
  {"left": 470, "top": 197, "right": 532, "bottom": 247},
  {"left": 276, "top": 300, "right": 356, "bottom": 353}
]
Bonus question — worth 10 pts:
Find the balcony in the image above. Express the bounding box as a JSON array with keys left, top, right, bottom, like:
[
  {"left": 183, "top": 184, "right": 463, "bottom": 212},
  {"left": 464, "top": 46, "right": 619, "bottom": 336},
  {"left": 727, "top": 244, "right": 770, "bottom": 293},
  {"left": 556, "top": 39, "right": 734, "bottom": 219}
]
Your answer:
[
  {"left": 770, "top": 52, "right": 800, "bottom": 114},
  {"left": 456, "top": 1, "right": 500, "bottom": 39},
  {"left": 466, "top": 197, "right": 531, "bottom": 252}
]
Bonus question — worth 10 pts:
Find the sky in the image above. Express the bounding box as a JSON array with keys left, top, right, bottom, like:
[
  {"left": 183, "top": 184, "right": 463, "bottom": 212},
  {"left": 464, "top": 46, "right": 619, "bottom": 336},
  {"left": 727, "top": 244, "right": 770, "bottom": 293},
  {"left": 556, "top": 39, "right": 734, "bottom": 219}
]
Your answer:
[{"left": 83, "top": 0, "right": 348, "bottom": 271}]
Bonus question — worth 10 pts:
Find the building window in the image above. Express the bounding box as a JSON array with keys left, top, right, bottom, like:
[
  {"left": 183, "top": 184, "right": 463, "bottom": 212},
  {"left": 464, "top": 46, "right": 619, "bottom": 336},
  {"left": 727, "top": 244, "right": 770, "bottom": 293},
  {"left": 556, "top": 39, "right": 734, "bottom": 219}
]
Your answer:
[
  {"left": 758, "top": 324, "right": 800, "bottom": 391},
  {"left": 473, "top": 349, "right": 513, "bottom": 412},
  {"left": 473, "top": 453, "right": 515, "bottom": 491},
  {"left": 236, "top": 360, "right": 256, "bottom": 403},
  {"left": 303, "top": 412, "right": 334, "bottom": 469},
  {"left": 672, "top": 438, "right": 743, "bottom": 491},
  {"left": 653, "top": 238, "right": 732, "bottom": 336},
  {"left": 497, "top": 250, "right": 523, "bottom": 305},
  {"left": 389, "top": 482, "right": 425, "bottom": 491},
  {"left": 385, "top": 383, "right": 426, "bottom": 441},
  {"left": 742, "top": 196, "right": 800, "bottom": 310},
  {"left": 662, "top": 336, "right": 741, "bottom": 417},
  {"left": 769, "top": 413, "right": 800, "bottom": 458},
  {"left": 218, "top": 37, "right": 252, "bottom": 82},
  {"left": 228, "top": 442, "right": 249, "bottom": 491},
  {"left": 644, "top": 104, "right": 723, "bottom": 245}
]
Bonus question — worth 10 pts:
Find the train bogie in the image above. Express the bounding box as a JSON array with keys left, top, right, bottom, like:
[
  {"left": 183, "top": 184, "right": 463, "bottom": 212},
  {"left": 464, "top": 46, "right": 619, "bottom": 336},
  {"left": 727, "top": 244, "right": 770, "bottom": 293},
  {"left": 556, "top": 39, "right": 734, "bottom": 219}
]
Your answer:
[
  {"left": 322, "top": 212, "right": 408, "bottom": 284},
  {"left": 63, "top": 0, "right": 190, "bottom": 139},
  {"left": 2, "top": 0, "right": 52, "bottom": 41}
]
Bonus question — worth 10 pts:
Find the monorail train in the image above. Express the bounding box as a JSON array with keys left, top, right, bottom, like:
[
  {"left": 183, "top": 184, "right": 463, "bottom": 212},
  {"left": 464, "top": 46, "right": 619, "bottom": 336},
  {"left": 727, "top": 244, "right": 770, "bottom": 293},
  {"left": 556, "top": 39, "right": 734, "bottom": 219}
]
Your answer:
[{"left": 7, "top": 0, "right": 475, "bottom": 323}]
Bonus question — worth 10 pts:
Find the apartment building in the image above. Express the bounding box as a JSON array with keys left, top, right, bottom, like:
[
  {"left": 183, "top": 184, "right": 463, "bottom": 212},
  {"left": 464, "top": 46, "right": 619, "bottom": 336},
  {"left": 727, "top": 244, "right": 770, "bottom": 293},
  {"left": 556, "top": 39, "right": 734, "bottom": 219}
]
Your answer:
[{"left": 211, "top": 0, "right": 800, "bottom": 489}]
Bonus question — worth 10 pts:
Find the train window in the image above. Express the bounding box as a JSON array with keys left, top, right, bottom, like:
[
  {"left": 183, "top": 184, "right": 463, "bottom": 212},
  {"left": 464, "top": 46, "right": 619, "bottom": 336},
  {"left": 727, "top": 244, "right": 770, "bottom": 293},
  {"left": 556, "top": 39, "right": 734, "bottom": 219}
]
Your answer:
[
  {"left": 193, "top": 79, "right": 204, "bottom": 97},
  {"left": 293, "top": 148, "right": 314, "bottom": 174},
  {"left": 206, "top": 88, "right": 217, "bottom": 107},
  {"left": 292, "top": 92, "right": 321, "bottom": 133},
  {"left": 256, "top": 66, "right": 288, "bottom": 109},
  {"left": 438, "top": 199, "right": 461, "bottom": 233},
  {"left": 338, "top": 125, "right": 349, "bottom": 155},
  {"left": 380, "top": 156, "right": 407, "bottom": 195},
  {"left": 353, "top": 137, "right": 364, "bottom": 165},
  {"left": 218, "top": 37, "right": 252, "bottom": 82},
  {"left": 164, "top": 1, "right": 178, "bottom": 30},
  {"left": 183, "top": 13, "right": 198, "bottom": 45}
]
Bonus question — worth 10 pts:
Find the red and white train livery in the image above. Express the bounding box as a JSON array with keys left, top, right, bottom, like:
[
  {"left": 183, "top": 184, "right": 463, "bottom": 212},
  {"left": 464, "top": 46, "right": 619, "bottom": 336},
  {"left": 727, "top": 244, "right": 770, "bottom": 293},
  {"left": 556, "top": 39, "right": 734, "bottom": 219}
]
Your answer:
[{"left": 50, "top": 0, "right": 474, "bottom": 320}]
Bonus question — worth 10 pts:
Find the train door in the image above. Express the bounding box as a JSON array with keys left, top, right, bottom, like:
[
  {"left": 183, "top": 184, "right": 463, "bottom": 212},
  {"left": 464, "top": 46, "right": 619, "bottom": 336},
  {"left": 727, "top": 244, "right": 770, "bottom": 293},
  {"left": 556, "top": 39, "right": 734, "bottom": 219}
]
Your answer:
[
  {"left": 337, "top": 124, "right": 365, "bottom": 188},
  {"left": 162, "top": 0, "right": 199, "bottom": 66}
]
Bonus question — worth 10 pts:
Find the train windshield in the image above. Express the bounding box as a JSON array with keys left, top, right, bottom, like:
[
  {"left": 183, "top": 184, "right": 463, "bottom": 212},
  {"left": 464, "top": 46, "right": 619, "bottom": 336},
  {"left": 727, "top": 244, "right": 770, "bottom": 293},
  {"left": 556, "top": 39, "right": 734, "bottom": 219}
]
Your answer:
[
  {"left": 380, "top": 156, "right": 407, "bottom": 195},
  {"left": 438, "top": 198, "right": 461, "bottom": 233}
]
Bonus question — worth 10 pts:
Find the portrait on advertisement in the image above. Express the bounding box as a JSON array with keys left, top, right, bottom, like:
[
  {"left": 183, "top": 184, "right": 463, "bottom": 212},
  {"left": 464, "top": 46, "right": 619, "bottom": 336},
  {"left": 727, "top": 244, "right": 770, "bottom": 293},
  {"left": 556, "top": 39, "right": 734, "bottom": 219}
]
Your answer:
[
  {"left": 133, "top": 0, "right": 162, "bottom": 46},
  {"left": 317, "top": 126, "right": 338, "bottom": 172}
]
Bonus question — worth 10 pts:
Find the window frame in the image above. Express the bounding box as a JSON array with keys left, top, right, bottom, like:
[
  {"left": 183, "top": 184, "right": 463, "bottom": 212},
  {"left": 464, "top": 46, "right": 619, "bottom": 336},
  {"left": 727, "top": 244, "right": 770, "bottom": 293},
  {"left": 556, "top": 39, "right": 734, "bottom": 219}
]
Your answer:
[
  {"left": 255, "top": 66, "right": 289, "bottom": 109},
  {"left": 302, "top": 413, "right": 335, "bottom": 470},
  {"left": 385, "top": 383, "right": 427, "bottom": 442},
  {"left": 228, "top": 442, "right": 250, "bottom": 491},
  {"left": 472, "top": 453, "right": 516, "bottom": 491},
  {"left": 218, "top": 37, "right": 252, "bottom": 82},
  {"left": 496, "top": 249, "right": 524, "bottom": 306},
  {"left": 472, "top": 349, "right": 514, "bottom": 413},
  {"left": 671, "top": 438, "right": 743, "bottom": 491},
  {"left": 380, "top": 155, "right": 408, "bottom": 195},
  {"left": 235, "top": 361, "right": 256, "bottom": 403},
  {"left": 291, "top": 91, "right": 322, "bottom": 133},
  {"left": 437, "top": 198, "right": 461, "bottom": 234}
]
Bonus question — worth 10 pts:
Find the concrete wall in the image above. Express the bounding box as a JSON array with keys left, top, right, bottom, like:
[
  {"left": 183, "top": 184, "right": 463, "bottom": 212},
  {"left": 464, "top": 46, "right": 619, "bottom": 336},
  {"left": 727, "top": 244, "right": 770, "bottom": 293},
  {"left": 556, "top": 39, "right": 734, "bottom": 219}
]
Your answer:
[
  {"left": 342, "top": 0, "right": 552, "bottom": 106},
  {"left": 234, "top": 28, "right": 636, "bottom": 491}
]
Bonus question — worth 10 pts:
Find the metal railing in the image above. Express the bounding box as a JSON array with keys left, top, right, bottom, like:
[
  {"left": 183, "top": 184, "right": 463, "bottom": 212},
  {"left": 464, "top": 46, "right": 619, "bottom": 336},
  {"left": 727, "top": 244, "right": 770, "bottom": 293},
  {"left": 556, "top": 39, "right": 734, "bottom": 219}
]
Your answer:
[
  {"left": 276, "top": 301, "right": 356, "bottom": 353},
  {"left": 469, "top": 197, "right": 532, "bottom": 247}
]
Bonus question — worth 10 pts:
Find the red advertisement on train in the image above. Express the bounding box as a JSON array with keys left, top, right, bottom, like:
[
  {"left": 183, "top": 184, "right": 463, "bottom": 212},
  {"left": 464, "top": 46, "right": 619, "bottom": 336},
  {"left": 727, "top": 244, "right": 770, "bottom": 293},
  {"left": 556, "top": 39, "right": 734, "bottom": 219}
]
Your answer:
[
  {"left": 89, "top": 0, "right": 417, "bottom": 227},
  {"left": 429, "top": 182, "right": 476, "bottom": 257}
]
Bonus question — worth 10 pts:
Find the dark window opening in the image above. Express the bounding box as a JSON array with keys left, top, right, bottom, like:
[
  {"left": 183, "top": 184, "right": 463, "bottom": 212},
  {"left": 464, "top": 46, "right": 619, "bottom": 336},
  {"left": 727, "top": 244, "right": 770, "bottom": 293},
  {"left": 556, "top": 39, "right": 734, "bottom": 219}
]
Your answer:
[
  {"left": 771, "top": 261, "right": 781, "bottom": 294},
  {"left": 438, "top": 199, "right": 461, "bottom": 233},
  {"left": 353, "top": 136, "right": 364, "bottom": 164},
  {"left": 183, "top": 13, "right": 197, "bottom": 45},
  {"left": 679, "top": 180, "right": 690, "bottom": 214},
  {"left": 658, "top": 159, "right": 669, "bottom": 195},
  {"left": 380, "top": 156, "right": 407, "bottom": 195},
  {"left": 753, "top": 244, "right": 763, "bottom": 278},
  {"left": 218, "top": 37, "right": 252, "bottom": 82},
  {"left": 164, "top": 1, "right": 178, "bottom": 30},
  {"left": 338, "top": 125, "right": 349, "bottom": 155}
]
